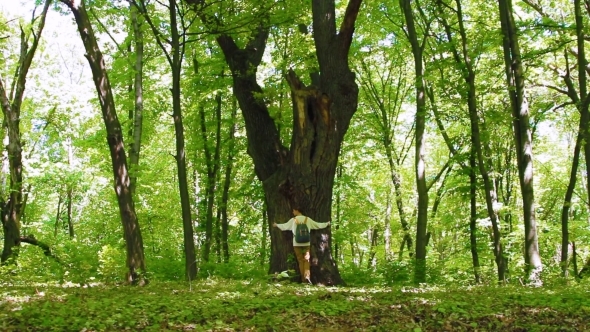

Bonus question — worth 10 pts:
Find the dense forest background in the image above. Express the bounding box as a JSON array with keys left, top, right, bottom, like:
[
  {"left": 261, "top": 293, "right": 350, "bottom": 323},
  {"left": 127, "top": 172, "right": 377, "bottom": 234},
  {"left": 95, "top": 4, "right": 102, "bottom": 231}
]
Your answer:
[{"left": 1, "top": 0, "right": 590, "bottom": 288}]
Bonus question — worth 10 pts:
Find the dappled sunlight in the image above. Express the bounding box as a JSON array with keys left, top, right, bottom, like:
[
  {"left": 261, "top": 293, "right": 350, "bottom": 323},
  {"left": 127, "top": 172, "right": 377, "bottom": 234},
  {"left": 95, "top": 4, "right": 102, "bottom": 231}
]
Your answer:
[{"left": 2, "top": 280, "right": 587, "bottom": 331}]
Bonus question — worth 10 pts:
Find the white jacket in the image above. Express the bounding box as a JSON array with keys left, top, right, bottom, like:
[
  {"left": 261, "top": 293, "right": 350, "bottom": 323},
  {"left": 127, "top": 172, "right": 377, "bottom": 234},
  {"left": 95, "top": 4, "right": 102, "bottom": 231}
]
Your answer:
[{"left": 276, "top": 215, "right": 330, "bottom": 246}]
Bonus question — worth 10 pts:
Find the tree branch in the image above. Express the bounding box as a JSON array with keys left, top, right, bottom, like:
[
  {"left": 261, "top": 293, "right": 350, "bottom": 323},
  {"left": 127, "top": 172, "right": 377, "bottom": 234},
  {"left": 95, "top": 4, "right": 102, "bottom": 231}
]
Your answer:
[
  {"left": 20, "top": 235, "right": 61, "bottom": 263},
  {"left": 338, "top": 0, "right": 363, "bottom": 51}
]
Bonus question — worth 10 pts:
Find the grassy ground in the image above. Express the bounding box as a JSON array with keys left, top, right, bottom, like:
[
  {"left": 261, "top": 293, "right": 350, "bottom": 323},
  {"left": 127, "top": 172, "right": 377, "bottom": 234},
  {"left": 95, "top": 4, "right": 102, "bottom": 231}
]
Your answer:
[{"left": 1, "top": 278, "right": 589, "bottom": 331}]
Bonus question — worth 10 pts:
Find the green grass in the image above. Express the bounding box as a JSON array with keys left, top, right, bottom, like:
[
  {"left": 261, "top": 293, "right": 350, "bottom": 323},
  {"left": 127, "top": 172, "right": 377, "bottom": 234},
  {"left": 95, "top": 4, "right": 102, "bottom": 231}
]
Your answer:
[{"left": 1, "top": 278, "right": 589, "bottom": 331}]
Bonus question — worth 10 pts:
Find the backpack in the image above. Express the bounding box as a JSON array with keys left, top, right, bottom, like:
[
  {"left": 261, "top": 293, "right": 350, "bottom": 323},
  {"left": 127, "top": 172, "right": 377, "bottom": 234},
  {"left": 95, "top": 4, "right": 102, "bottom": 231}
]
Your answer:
[{"left": 294, "top": 217, "right": 310, "bottom": 243}]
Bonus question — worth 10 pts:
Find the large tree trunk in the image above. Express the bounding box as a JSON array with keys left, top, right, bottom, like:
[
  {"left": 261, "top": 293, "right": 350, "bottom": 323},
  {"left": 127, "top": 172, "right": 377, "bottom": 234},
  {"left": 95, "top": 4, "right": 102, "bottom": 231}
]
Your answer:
[
  {"left": 60, "top": 0, "right": 146, "bottom": 284},
  {"left": 0, "top": 0, "right": 51, "bottom": 264},
  {"left": 399, "top": 0, "right": 429, "bottom": 284},
  {"left": 498, "top": 0, "right": 542, "bottom": 284},
  {"left": 211, "top": 0, "right": 362, "bottom": 285}
]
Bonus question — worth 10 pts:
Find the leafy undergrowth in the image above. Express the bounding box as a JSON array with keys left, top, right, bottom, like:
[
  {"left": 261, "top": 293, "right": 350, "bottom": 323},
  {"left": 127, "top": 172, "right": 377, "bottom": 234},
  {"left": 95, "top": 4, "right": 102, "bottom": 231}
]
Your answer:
[{"left": 1, "top": 279, "right": 589, "bottom": 331}]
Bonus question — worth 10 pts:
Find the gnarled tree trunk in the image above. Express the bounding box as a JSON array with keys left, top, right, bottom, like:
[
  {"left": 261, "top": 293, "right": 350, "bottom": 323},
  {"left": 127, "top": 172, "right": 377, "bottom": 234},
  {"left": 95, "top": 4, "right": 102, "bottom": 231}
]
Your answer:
[{"left": 210, "top": 0, "right": 362, "bottom": 285}]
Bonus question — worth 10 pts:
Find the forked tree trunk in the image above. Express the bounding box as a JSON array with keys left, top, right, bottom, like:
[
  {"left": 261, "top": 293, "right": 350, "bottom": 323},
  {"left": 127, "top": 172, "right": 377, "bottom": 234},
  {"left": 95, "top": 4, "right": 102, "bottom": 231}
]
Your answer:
[
  {"left": 0, "top": 0, "right": 51, "bottom": 264},
  {"left": 498, "top": 0, "right": 542, "bottom": 284},
  {"left": 60, "top": 0, "right": 146, "bottom": 283},
  {"left": 209, "top": 0, "right": 362, "bottom": 285}
]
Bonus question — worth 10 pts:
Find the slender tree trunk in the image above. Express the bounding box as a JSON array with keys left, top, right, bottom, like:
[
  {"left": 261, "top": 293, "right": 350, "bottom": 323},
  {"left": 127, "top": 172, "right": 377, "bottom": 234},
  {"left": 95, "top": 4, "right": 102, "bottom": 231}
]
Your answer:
[
  {"left": 214, "top": 197, "right": 221, "bottom": 262},
  {"left": 498, "top": 0, "right": 542, "bottom": 284},
  {"left": 138, "top": 0, "right": 199, "bottom": 279},
  {"left": 435, "top": 0, "right": 507, "bottom": 282},
  {"left": 399, "top": 0, "right": 429, "bottom": 284},
  {"left": 581, "top": 1, "right": 590, "bottom": 231},
  {"left": 389, "top": 147, "right": 413, "bottom": 259},
  {"left": 561, "top": 0, "right": 590, "bottom": 277},
  {"left": 167, "top": 0, "right": 198, "bottom": 279},
  {"left": 469, "top": 149, "right": 481, "bottom": 283},
  {"left": 54, "top": 196, "right": 63, "bottom": 237},
  {"left": 67, "top": 137, "right": 75, "bottom": 239},
  {"left": 384, "top": 188, "right": 393, "bottom": 261},
  {"left": 199, "top": 104, "right": 214, "bottom": 262},
  {"left": 128, "top": 2, "right": 144, "bottom": 196},
  {"left": 67, "top": 186, "right": 74, "bottom": 239},
  {"left": 572, "top": 242, "right": 579, "bottom": 277},
  {"left": 430, "top": 168, "right": 450, "bottom": 220},
  {"left": 200, "top": 93, "right": 222, "bottom": 262},
  {"left": 359, "top": 58, "right": 414, "bottom": 260},
  {"left": 60, "top": 0, "right": 146, "bottom": 283},
  {"left": 0, "top": 0, "right": 50, "bottom": 263},
  {"left": 220, "top": 98, "right": 238, "bottom": 263},
  {"left": 367, "top": 227, "right": 379, "bottom": 269}
]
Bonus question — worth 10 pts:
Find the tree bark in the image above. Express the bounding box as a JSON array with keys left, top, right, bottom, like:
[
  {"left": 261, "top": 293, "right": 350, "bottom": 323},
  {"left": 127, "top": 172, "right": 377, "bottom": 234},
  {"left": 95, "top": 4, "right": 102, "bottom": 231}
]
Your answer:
[
  {"left": 60, "top": 0, "right": 146, "bottom": 283},
  {"left": 335, "top": 164, "right": 342, "bottom": 264},
  {"left": 0, "top": 0, "right": 51, "bottom": 264},
  {"left": 260, "top": 200, "right": 268, "bottom": 266},
  {"left": 498, "top": 0, "right": 542, "bottom": 284}
]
